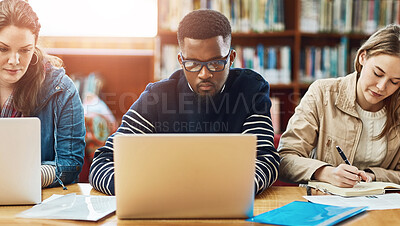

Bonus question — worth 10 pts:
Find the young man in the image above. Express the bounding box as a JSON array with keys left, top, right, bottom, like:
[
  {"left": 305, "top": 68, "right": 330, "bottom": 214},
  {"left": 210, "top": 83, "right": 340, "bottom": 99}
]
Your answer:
[{"left": 89, "top": 9, "right": 279, "bottom": 196}]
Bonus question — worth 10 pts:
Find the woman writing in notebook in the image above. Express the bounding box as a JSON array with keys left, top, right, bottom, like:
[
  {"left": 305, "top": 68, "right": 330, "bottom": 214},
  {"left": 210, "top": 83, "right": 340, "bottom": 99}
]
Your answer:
[
  {"left": 278, "top": 24, "right": 400, "bottom": 187},
  {"left": 0, "top": 0, "right": 85, "bottom": 188}
]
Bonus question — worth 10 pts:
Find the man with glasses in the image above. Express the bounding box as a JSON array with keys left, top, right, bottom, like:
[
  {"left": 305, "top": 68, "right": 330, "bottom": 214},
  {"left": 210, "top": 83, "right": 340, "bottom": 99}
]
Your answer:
[{"left": 89, "top": 9, "right": 280, "bottom": 196}]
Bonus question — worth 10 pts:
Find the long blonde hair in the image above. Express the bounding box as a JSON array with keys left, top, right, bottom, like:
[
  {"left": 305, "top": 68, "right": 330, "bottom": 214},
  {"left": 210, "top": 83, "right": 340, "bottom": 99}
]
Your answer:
[
  {"left": 0, "top": 0, "right": 63, "bottom": 116},
  {"left": 354, "top": 24, "right": 400, "bottom": 138}
]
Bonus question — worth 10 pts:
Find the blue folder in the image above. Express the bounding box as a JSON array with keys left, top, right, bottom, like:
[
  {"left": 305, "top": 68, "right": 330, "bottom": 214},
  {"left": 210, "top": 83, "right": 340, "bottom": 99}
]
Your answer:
[{"left": 247, "top": 201, "right": 366, "bottom": 226}]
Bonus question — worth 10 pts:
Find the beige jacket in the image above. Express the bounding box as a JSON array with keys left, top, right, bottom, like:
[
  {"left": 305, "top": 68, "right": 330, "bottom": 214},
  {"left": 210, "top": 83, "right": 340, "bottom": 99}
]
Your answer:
[{"left": 278, "top": 72, "right": 400, "bottom": 184}]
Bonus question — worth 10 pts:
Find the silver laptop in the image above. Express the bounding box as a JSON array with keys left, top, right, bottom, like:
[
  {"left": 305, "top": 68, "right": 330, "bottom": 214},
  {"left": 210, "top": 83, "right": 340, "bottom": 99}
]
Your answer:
[
  {"left": 0, "top": 118, "right": 41, "bottom": 205},
  {"left": 114, "top": 134, "right": 256, "bottom": 219}
]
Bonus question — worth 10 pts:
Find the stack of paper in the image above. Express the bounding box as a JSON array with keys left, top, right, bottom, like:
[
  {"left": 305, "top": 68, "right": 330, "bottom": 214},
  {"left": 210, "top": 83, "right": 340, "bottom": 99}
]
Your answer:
[{"left": 17, "top": 193, "right": 116, "bottom": 221}]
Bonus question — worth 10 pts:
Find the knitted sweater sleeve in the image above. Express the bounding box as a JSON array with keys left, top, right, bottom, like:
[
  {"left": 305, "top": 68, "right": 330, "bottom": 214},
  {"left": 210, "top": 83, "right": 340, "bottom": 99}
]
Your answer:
[
  {"left": 242, "top": 113, "right": 280, "bottom": 195},
  {"left": 89, "top": 108, "right": 155, "bottom": 195}
]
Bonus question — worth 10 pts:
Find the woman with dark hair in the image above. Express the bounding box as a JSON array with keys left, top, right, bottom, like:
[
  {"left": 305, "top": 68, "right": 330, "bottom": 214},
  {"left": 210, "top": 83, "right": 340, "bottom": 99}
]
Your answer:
[
  {"left": 279, "top": 24, "right": 400, "bottom": 187},
  {"left": 0, "top": 0, "right": 85, "bottom": 188}
]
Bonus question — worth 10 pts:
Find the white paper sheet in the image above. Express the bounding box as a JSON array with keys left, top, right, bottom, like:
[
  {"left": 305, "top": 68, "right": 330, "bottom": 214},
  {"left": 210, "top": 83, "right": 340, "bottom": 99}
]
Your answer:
[
  {"left": 17, "top": 193, "right": 116, "bottom": 221},
  {"left": 303, "top": 193, "right": 400, "bottom": 210}
]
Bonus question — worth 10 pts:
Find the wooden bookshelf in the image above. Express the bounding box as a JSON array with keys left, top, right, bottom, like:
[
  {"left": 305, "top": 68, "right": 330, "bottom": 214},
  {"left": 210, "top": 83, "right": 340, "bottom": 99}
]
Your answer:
[
  {"left": 155, "top": 0, "right": 399, "bottom": 133},
  {"left": 47, "top": 50, "right": 154, "bottom": 122},
  {"left": 39, "top": 36, "right": 155, "bottom": 123}
]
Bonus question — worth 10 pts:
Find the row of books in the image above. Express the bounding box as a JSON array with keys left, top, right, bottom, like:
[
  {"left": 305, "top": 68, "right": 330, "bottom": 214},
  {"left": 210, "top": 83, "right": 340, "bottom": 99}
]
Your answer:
[
  {"left": 158, "top": 44, "right": 180, "bottom": 81},
  {"left": 157, "top": 44, "right": 291, "bottom": 84},
  {"left": 233, "top": 45, "right": 291, "bottom": 84},
  {"left": 301, "top": 0, "right": 400, "bottom": 34},
  {"left": 159, "top": 42, "right": 358, "bottom": 84},
  {"left": 158, "top": 0, "right": 285, "bottom": 33},
  {"left": 299, "top": 37, "right": 349, "bottom": 83}
]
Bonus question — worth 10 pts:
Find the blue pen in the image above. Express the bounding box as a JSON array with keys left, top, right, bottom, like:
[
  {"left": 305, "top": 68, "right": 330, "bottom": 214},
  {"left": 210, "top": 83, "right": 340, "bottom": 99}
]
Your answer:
[{"left": 336, "top": 146, "right": 351, "bottom": 165}]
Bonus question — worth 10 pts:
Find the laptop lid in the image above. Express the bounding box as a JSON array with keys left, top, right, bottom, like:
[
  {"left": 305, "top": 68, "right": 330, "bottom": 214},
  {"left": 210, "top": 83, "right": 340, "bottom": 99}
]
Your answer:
[
  {"left": 114, "top": 134, "right": 256, "bottom": 219},
  {"left": 0, "top": 118, "right": 41, "bottom": 205}
]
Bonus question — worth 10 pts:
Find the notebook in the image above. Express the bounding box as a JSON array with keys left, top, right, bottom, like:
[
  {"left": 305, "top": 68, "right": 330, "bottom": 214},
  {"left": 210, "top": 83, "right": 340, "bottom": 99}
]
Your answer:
[
  {"left": 0, "top": 118, "right": 41, "bottom": 205},
  {"left": 113, "top": 134, "right": 257, "bottom": 219},
  {"left": 308, "top": 181, "right": 400, "bottom": 197},
  {"left": 247, "top": 201, "right": 367, "bottom": 226}
]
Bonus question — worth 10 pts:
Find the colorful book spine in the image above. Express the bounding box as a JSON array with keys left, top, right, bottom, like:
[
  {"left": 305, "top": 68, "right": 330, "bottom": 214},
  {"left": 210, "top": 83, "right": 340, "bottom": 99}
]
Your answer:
[
  {"left": 232, "top": 45, "right": 292, "bottom": 84},
  {"left": 300, "top": 0, "right": 399, "bottom": 34},
  {"left": 158, "top": 0, "right": 285, "bottom": 32},
  {"left": 301, "top": 41, "right": 350, "bottom": 82},
  {"left": 270, "top": 97, "right": 281, "bottom": 134},
  {"left": 159, "top": 44, "right": 180, "bottom": 80}
]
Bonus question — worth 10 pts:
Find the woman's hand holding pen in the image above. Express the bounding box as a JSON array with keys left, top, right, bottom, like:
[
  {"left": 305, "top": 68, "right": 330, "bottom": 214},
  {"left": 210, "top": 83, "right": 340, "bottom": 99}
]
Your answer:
[{"left": 313, "top": 164, "right": 372, "bottom": 187}]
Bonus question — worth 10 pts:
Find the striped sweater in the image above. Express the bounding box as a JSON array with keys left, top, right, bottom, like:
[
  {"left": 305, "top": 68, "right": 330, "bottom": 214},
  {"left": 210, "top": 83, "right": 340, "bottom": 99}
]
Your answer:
[{"left": 89, "top": 68, "right": 280, "bottom": 196}]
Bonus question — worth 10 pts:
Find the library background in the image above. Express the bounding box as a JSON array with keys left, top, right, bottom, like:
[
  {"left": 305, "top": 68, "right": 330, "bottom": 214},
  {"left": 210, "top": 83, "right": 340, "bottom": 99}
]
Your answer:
[{"left": 39, "top": 0, "right": 400, "bottom": 182}]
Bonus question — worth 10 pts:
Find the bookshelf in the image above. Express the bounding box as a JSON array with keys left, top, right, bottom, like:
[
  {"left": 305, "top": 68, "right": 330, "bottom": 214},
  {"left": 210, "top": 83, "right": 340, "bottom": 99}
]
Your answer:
[
  {"left": 39, "top": 36, "right": 155, "bottom": 123},
  {"left": 48, "top": 51, "right": 154, "bottom": 122},
  {"left": 155, "top": 0, "right": 400, "bottom": 134}
]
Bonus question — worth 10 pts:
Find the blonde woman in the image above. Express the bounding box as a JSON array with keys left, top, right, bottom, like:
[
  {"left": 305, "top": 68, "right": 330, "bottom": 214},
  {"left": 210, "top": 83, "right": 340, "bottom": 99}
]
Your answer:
[{"left": 279, "top": 24, "right": 400, "bottom": 187}]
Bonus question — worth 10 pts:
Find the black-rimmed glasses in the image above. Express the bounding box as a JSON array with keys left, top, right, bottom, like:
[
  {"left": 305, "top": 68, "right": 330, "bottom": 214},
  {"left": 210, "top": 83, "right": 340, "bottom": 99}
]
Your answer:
[{"left": 180, "top": 50, "right": 232, "bottom": 72}]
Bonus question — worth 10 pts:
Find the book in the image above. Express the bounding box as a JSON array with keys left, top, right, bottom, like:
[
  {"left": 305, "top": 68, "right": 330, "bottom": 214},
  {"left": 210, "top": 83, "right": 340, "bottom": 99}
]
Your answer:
[
  {"left": 300, "top": 0, "right": 319, "bottom": 33},
  {"left": 247, "top": 201, "right": 366, "bottom": 226},
  {"left": 308, "top": 181, "right": 400, "bottom": 197},
  {"left": 270, "top": 97, "right": 281, "bottom": 134}
]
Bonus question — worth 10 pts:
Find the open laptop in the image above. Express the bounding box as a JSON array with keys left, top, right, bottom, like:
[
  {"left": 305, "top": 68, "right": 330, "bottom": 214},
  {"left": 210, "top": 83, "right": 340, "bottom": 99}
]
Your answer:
[
  {"left": 114, "top": 134, "right": 256, "bottom": 219},
  {"left": 0, "top": 118, "right": 41, "bottom": 205}
]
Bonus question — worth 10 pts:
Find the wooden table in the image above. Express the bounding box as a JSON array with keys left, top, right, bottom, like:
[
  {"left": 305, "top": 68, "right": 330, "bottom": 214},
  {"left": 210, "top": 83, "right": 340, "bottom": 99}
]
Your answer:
[{"left": 1, "top": 183, "right": 399, "bottom": 225}]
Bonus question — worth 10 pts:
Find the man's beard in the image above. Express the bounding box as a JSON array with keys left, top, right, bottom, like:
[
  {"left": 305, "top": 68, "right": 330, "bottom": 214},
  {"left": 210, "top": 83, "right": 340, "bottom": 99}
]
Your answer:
[{"left": 196, "top": 91, "right": 224, "bottom": 108}]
